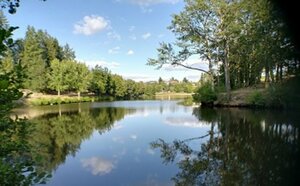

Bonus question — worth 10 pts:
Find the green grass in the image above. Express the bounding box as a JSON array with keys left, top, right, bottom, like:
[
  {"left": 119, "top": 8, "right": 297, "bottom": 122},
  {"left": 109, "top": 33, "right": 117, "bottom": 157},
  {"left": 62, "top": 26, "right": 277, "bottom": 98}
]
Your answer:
[{"left": 29, "top": 97, "right": 96, "bottom": 106}]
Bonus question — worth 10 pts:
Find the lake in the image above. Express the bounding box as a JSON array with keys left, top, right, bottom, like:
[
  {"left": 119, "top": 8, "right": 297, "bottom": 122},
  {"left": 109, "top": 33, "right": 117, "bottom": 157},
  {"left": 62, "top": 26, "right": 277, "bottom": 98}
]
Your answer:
[{"left": 9, "top": 100, "right": 300, "bottom": 185}]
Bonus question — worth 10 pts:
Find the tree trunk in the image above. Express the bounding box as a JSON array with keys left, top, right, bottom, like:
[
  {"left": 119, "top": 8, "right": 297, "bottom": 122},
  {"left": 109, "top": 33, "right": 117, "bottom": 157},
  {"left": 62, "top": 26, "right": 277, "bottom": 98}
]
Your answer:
[
  {"left": 224, "top": 42, "right": 231, "bottom": 101},
  {"left": 58, "top": 89, "right": 60, "bottom": 96},
  {"left": 77, "top": 91, "right": 81, "bottom": 100},
  {"left": 276, "top": 64, "right": 280, "bottom": 82},
  {"left": 265, "top": 65, "right": 270, "bottom": 88}
]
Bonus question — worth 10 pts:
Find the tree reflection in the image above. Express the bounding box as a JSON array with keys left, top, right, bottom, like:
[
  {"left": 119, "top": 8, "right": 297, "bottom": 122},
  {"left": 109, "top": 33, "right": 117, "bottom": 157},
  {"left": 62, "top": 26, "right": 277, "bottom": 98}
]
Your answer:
[
  {"left": 1, "top": 106, "right": 134, "bottom": 185},
  {"left": 29, "top": 107, "right": 133, "bottom": 174},
  {"left": 151, "top": 108, "right": 300, "bottom": 185},
  {"left": 0, "top": 117, "right": 50, "bottom": 185}
]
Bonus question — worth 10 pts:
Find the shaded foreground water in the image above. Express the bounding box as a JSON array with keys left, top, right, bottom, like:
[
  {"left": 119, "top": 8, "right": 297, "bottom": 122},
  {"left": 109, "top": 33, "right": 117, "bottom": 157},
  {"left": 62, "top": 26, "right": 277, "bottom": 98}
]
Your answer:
[{"left": 5, "top": 101, "right": 300, "bottom": 185}]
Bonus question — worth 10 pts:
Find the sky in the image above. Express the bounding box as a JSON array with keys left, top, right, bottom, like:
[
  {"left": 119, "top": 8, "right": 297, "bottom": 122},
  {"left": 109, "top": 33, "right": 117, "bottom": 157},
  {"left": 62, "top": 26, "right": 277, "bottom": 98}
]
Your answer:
[{"left": 5, "top": 0, "right": 207, "bottom": 82}]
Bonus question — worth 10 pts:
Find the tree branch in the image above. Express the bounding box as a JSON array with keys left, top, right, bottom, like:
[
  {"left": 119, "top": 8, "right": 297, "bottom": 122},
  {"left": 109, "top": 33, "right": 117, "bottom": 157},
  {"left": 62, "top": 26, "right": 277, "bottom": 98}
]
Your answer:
[{"left": 171, "top": 61, "right": 210, "bottom": 74}]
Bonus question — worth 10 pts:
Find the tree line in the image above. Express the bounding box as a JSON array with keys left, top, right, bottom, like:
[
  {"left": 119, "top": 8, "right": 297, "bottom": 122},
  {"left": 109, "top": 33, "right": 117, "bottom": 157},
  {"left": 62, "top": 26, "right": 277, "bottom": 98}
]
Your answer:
[{"left": 0, "top": 13, "right": 195, "bottom": 100}]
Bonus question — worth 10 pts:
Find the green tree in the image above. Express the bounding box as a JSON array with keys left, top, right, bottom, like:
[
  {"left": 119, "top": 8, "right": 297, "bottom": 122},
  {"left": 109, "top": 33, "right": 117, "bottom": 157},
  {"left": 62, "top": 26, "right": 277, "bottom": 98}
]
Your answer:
[
  {"left": 1, "top": 4, "right": 50, "bottom": 185},
  {"left": 89, "top": 65, "right": 109, "bottom": 96},
  {"left": 111, "top": 74, "right": 126, "bottom": 98},
  {"left": 72, "top": 62, "right": 91, "bottom": 99},
  {"left": 61, "top": 43, "right": 75, "bottom": 61},
  {"left": 48, "top": 59, "right": 68, "bottom": 96},
  {"left": 21, "top": 26, "right": 48, "bottom": 91}
]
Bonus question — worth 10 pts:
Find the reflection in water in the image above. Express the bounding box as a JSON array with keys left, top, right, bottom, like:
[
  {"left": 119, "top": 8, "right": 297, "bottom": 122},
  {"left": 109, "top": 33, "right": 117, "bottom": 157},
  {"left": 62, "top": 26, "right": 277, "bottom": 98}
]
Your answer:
[
  {"left": 4, "top": 101, "right": 300, "bottom": 185},
  {"left": 81, "top": 157, "right": 115, "bottom": 175},
  {"left": 3, "top": 103, "right": 137, "bottom": 185},
  {"left": 0, "top": 117, "right": 51, "bottom": 185},
  {"left": 164, "top": 116, "right": 207, "bottom": 128},
  {"left": 152, "top": 108, "right": 300, "bottom": 186}
]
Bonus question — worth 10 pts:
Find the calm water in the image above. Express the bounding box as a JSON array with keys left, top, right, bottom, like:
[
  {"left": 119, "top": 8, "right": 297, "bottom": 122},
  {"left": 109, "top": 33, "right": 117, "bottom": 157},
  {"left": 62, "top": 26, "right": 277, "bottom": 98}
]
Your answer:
[{"left": 10, "top": 101, "right": 300, "bottom": 185}]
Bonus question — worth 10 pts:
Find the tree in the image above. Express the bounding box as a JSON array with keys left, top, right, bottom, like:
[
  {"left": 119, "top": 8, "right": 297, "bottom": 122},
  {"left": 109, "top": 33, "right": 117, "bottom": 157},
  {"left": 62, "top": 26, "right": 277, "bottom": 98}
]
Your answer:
[
  {"left": 72, "top": 62, "right": 91, "bottom": 99},
  {"left": 148, "top": 0, "right": 299, "bottom": 101},
  {"left": 61, "top": 43, "right": 75, "bottom": 60},
  {"left": 158, "top": 77, "right": 163, "bottom": 84},
  {"left": 21, "top": 26, "right": 48, "bottom": 91},
  {"left": 48, "top": 59, "right": 68, "bottom": 96},
  {"left": 1, "top": 4, "right": 50, "bottom": 185},
  {"left": 111, "top": 74, "right": 126, "bottom": 98},
  {"left": 89, "top": 65, "right": 109, "bottom": 96}
]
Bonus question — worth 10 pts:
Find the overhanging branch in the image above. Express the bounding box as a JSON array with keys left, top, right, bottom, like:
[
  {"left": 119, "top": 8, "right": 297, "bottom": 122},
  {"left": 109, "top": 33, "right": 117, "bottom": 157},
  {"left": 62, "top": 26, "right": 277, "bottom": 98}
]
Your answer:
[{"left": 172, "top": 61, "right": 210, "bottom": 74}]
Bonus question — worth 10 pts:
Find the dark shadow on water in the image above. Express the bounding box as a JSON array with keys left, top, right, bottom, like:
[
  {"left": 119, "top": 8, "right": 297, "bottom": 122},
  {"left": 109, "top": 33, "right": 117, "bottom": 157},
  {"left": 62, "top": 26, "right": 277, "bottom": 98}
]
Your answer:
[{"left": 151, "top": 108, "right": 300, "bottom": 186}]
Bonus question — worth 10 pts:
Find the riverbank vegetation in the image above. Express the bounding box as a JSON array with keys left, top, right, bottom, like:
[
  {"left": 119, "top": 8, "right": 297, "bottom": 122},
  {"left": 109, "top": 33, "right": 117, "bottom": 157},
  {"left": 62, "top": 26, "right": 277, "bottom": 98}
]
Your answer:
[{"left": 148, "top": 0, "right": 300, "bottom": 108}]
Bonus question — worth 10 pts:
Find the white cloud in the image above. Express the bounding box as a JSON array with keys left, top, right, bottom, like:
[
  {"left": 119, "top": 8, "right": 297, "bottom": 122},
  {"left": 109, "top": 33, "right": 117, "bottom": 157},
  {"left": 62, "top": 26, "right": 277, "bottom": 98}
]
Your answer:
[
  {"left": 127, "top": 50, "right": 134, "bottom": 55},
  {"left": 81, "top": 157, "right": 115, "bottom": 175},
  {"left": 113, "top": 123, "right": 123, "bottom": 130},
  {"left": 130, "top": 0, "right": 180, "bottom": 6},
  {"left": 142, "top": 32, "right": 151, "bottom": 39},
  {"left": 74, "top": 15, "right": 108, "bottom": 35},
  {"left": 186, "top": 75, "right": 201, "bottom": 82},
  {"left": 146, "top": 148, "right": 155, "bottom": 155},
  {"left": 108, "top": 46, "right": 121, "bottom": 54},
  {"left": 129, "top": 35, "right": 137, "bottom": 40},
  {"left": 141, "top": 7, "right": 153, "bottom": 13},
  {"left": 129, "top": 26, "right": 135, "bottom": 32},
  {"left": 84, "top": 60, "right": 120, "bottom": 69},
  {"left": 112, "top": 136, "right": 125, "bottom": 143},
  {"left": 122, "top": 74, "right": 156, "bottom": 82},
  {"left": 130, "top": 134, "right": 137, "bottom": 140},
  {"left": 107, "top": 31, "right": 121, "bottom": 40}
]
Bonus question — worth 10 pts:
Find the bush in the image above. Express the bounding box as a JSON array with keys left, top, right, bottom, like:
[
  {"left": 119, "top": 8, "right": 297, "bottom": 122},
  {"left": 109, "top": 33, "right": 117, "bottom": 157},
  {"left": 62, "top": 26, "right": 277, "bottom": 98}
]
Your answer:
[
  {"left": 40, "top": 99, "right": 49, "bottom": 105},
  {"left": 193, "top": 83, "right": 217, "bottom": 105},
  {"left": 265, "top": 77, "right": 300, "bottom": 108},
  {"left": 247, "top": 91, "right": 266, "bottom": 107}
]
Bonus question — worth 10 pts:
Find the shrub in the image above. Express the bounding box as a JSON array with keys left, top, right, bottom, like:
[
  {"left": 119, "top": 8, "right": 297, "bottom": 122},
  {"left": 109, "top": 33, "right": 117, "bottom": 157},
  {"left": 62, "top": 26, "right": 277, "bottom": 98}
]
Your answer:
[
  {"left": 40, "top": 99, "right": 49, "bottom": 105},
  {"left": 247, "top": 91, "right": 266, "bottom": 107},
  {"left": 193, "top": 83, "right": 217, "bottom": 105}
]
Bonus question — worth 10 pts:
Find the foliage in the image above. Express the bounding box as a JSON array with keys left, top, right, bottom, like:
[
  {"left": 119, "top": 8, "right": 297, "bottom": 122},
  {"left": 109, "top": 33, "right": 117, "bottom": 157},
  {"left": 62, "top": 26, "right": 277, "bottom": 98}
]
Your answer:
[
  {"left": 247, "top": 91, "right": 266, "bottom": 107},
  {"left": 1, "top": 7, "right": 50, "bottom": 185},
  {"left": 193, "top": 83, "right": 217, "bottom": 105},
  {"left": 0, "top": 116, "right": 51, "bottom": 185},
  {"left": 47, "top": 59, "right": 68, "bottom": 95},
  {"left": 265, "top": 76, "right": 300, "bottom": 108},
  {"left": 148, "top": 0, "right": 300, "bottom": 101}
]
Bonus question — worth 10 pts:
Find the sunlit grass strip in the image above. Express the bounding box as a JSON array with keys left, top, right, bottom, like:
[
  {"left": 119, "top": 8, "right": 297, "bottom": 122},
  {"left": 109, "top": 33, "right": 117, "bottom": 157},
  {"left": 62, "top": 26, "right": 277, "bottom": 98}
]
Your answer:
[{"left": 29, "top": 97, "right": 96, "bottom": 106}]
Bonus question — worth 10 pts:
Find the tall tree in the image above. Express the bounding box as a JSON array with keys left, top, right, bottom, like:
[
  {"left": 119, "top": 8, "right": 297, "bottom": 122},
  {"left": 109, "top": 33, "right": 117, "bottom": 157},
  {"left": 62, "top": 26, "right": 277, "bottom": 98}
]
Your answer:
[
  {"left": 72, "top": 62, "right": 91, "bottom": 99},
  {"left": 89, "top": 65, "right": 109, "bottom": 96},
  {"left": 21, "top": 26, "right": 48, "bottom": 91},
  {"left": 47, "top": 59, "right": 68, "bottom": 96},
  {"left": 61, "top": 43, "right": 75, "bottom": 61}
]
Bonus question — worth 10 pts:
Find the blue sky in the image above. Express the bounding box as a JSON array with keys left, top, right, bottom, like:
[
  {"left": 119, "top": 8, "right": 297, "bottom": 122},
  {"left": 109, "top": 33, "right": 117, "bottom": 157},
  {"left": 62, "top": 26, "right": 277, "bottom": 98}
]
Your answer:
[{"left": 5, "top": 0, "right": 206, "bottom": 82}]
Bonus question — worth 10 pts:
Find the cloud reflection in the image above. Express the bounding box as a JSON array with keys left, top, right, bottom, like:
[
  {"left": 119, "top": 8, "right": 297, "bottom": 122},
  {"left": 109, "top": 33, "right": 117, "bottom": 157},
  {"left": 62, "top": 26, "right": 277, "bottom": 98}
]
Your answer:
[
  {"left": 81, "top": 157, "right": 115, "bottom": 175},
  {"left": 164, "top": 116, "right": 208, "bottom": 128}
]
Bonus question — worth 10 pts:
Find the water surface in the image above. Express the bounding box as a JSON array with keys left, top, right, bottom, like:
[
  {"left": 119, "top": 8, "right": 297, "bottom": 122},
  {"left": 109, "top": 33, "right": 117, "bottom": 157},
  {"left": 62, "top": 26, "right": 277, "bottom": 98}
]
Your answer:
[{"left": 11, "top": 101, "right": 300, "bottom": 185}]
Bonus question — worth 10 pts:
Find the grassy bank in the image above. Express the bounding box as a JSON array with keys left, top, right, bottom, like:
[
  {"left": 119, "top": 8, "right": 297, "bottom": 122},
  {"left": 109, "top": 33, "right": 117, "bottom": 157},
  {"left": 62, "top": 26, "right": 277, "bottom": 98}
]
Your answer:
[
  {"left": 214, "top": 77, "right": 300, "bottom": 109},
  {"left": 28, "top": 96, "right": 96, "bottom": 106}
]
